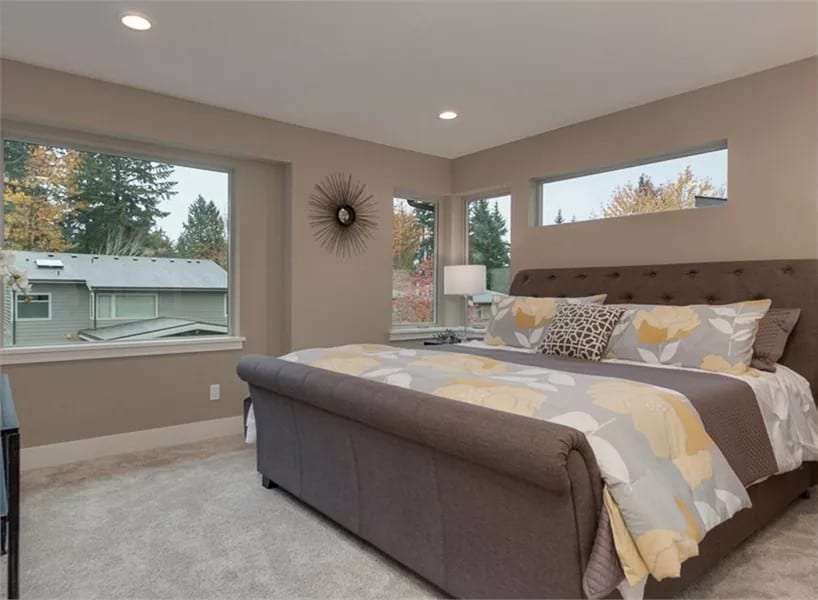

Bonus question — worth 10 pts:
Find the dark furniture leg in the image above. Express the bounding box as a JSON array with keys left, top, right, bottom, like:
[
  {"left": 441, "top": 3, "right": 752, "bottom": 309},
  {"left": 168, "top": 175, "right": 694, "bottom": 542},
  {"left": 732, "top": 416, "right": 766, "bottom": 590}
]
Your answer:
[
  {"left": 1, "top": 516, "right": 6, "bottom": 555},
  {"left": 261, "top": 475, "right": 277, "bottom": 490},
  {"left": 5, "top": 431, "right": 19, "bottom": 600},
  {"left": 800, "top": 489, "right": 811, "bottom": 499}
]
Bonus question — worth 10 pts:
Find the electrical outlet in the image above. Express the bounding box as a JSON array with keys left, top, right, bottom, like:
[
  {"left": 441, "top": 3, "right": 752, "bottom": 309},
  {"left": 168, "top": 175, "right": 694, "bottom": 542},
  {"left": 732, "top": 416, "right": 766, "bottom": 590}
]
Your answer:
[{"left": 209, "top": 384, "right": 221, "bottom": 401}]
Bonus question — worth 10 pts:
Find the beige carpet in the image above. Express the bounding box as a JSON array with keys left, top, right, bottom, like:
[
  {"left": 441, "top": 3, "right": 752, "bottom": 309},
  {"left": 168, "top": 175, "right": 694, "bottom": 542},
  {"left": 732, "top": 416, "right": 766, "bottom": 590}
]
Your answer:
[{"left": 3, "top": 436, "right": 816, "bottom": 599}]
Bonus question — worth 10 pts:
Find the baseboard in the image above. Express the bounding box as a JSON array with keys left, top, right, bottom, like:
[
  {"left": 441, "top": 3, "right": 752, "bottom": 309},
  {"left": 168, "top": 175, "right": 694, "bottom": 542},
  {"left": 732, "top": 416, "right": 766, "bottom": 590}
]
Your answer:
[{"left": 21, "top": 415, "right": 243, "bottom": 471}]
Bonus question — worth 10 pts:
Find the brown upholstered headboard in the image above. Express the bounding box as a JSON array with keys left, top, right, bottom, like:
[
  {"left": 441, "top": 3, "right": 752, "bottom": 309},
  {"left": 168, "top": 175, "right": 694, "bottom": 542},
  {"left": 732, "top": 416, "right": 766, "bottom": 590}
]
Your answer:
[{"left": 510, "top": 260, "right": 818, "bottom": 394}]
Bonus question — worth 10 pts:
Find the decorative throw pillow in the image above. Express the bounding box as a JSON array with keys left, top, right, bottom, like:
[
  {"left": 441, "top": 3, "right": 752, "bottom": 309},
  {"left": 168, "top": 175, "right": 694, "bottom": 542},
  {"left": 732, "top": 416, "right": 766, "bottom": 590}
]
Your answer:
[
  {"left": 604, "top": 300, "right": 772, "bottom": 374},
  {"left": 538, "top": 304, "right": 626, "bottom": 361},
  {"left": 751, "top": 308, "right": 801, "bottom": 372},
  {"left": 484, "top": 294, "right": 607, "bottom": 349}
]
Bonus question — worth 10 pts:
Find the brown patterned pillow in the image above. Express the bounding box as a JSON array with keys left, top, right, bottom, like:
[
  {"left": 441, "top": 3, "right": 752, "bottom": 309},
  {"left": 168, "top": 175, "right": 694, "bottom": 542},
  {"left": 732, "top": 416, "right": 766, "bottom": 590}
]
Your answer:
[
  {"left": 751, "top": 308, "right": 800, "bottom": 372},
  {"left": 538, "top": 304, "right": 626, "bottom": 361}
]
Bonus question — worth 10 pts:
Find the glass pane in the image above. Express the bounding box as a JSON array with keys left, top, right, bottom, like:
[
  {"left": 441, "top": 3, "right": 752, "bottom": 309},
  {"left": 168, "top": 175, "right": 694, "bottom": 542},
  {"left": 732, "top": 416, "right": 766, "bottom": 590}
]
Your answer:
[
  {"left": 17, "top": 296, "right": 49, "bottom": 319},
  {"left": 392, "top": 197, "right": 436, "bottom": 324},
  {"left": 114, "top": 295, "right": 156, "bottom": 319},
  {"left": 2, "top": 138, "right": 230, "bottom": 347},
  {"left": 540, "top": 148, "right": 727, "bottom": 225},
  {"left": 467, "top": 194, "right": 511, "bottom": 329},
  {"left": 97, "top": 295, "right": 112, "bottom": 319}
]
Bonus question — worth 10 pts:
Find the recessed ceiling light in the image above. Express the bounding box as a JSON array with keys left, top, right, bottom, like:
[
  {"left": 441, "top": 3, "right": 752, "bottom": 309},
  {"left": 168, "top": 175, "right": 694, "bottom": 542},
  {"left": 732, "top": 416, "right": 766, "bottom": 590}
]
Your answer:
[
  {"left": 121, "top": 13, "right": 152, "bottom": 31},
  {"left": 438, "top": 111, "right": 458, "bottom": 120}
]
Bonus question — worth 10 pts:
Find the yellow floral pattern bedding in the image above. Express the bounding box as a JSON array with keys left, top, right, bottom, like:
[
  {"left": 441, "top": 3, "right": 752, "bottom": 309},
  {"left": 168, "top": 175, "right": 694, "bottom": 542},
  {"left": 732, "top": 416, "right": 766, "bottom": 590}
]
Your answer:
[
  {"left": 604, "top": 300, "right": 771, "bottom": 374},
  {"left": 284, "top": 344, "right": 751, "bottom": 584}
]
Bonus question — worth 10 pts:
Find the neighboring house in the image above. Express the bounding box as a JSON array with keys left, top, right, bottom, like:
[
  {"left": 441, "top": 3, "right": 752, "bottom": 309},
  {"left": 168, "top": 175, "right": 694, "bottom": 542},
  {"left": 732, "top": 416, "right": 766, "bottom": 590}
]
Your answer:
[{"left": 3, "top": 252, "right": 228, "bottom": 347}]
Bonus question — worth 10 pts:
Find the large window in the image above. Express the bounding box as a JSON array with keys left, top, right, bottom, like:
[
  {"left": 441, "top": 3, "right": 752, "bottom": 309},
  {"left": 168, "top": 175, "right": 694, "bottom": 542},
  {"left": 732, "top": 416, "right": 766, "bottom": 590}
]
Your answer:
[
  {"left": 392, "top": 197, "right": 437, "bottom": 325},
  {"left": 2, "top": 138, "right": 230, "bottom": 348},
  {"left": 539, "top": 146, "right": 727, "bottom": 226},
  {"left": 467, "top": 194, "right": 511, "bottom": 328}
]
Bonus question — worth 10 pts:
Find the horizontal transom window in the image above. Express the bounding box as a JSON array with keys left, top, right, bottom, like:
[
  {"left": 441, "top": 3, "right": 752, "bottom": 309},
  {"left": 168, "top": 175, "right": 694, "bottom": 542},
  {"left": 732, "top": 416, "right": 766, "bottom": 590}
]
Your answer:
[{"left": 538, "top": 145, "right": 727, "bottom": 226}]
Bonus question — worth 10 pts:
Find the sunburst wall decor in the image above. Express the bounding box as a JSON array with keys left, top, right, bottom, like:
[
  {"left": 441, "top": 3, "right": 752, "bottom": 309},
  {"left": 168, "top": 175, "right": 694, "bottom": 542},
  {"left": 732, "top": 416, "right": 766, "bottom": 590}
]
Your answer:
[{"left": 308, "top": 173, "right": 377, "bottom": 257}]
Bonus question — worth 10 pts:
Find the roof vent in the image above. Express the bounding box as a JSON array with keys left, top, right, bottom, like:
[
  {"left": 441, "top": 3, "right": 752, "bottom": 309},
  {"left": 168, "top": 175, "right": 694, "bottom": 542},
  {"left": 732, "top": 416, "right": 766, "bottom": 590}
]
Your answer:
[{"left": 35, "top": 259, "right": 64, "bottom": 269}]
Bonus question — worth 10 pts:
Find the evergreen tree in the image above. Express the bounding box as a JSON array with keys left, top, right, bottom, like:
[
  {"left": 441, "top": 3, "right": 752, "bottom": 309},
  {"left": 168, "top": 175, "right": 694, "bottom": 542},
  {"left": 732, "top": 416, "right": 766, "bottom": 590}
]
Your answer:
[
  {"left": 410, "top": 200, "right": 436, "bottom": 263},
  {"left": 468, "top": 199, "right": 510, "bottom": 287},
  {"left": 64, "top": 153, "right": 175, "bottom": 253},
  {"left": 554, "top": 208, "right": 565, "bottom": 224},
  {"left": 176, "top": 195, "right": 228, "bottom": 267}
]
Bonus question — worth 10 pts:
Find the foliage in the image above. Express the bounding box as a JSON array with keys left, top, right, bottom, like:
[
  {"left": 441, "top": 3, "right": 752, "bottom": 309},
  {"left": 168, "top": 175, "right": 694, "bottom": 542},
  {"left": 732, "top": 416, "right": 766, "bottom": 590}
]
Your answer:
[
  {"left": 392, "top": 256, "right": 435, "bottom": 323},
  {"left": 392, "top": 202, "right": 421, "bottom": 270},
  {"left": 467, "top": 199, "right": 510, "bottom": 288},
  {"left": 554, "top": 208, "right": 565, "bottom": 224},
  {"left": 176, "top": 195, "right": 228, "bottom": 267},
  {"left": 64, "top": 151, "right": 175, "bottom": 254},
  {"left": 412, "top": 200, "right": 436, "bottom": 263},
  {"left": 600, "top": 168, "right": 723, "bottom": 218}
]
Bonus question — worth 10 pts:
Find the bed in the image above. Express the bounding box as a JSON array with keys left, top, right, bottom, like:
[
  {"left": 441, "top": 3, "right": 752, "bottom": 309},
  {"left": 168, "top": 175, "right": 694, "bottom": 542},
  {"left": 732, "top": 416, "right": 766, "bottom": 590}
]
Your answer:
[{"left": 237, "top": 260, "right": 818, "bottom": 599}]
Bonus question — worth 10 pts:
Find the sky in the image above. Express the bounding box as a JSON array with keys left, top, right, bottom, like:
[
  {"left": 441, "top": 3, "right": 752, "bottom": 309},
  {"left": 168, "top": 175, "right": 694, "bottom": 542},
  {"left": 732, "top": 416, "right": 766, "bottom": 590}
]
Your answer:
[
  {"left": 539, "top": 148, "right": 727, "bottom": 225},
  {"left": 155, "top": 165, "right": 230, "bottom": 242}
]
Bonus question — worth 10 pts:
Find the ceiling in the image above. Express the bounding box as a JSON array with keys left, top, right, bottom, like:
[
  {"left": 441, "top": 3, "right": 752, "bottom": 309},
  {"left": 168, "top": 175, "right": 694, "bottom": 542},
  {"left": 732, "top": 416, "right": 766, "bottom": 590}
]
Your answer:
[{"left": 1, "top": 1, "right": 816, "bottom": 158}]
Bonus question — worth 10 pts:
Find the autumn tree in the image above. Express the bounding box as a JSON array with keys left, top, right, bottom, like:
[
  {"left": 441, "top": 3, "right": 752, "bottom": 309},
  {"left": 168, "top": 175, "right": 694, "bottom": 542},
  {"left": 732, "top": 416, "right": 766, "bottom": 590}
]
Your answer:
[
  {"left": 600, "top": 168, "right": 723, "bottom": 218},
  {"left": 64, "top": 153, "right": 175, "bottom": 254},
  {"left": 392, "top": 255, "right": 435, "bottom": 323},
  {"left": 176, "top": 195, "right": 228, "bottom": 266},
  {"left": 2, "top": 141, "right": 79, "bottom": 251},
  {"left": 392, "top": 201, "right": 421, "bottom": 270}
]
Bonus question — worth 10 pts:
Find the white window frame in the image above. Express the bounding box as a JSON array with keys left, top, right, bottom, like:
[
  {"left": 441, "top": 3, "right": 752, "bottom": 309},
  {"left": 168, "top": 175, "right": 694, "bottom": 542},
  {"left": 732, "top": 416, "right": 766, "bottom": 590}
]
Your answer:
[
  {"left": 14, "top": 292, "right": 52, "bottom": 321},
  {"left": 535, "top": 141, "right": 728, "bottom": 226},
  {"left": 95, "top": 293, "right": 159, "bottom": 320},
  {"left": 0, "top": 122, "right": 244, "bottom": 364},
  {"left": 391, "top": 195, "right": 441, "bottom": 329}
]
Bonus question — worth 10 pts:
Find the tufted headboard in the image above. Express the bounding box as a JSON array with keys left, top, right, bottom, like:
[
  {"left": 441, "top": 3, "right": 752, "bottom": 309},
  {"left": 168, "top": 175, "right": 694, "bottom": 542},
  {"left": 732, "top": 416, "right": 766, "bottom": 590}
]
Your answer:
[{"left": 510, "top": 260, "right": 818, "bottom": 395}]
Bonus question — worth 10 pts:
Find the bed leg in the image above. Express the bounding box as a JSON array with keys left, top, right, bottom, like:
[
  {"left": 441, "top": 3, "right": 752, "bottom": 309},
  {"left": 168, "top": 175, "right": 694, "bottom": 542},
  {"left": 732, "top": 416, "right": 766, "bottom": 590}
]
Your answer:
[
  {"left": 261, "top": 476, "right": 278, "bottom": 490},
  {"left": 799, "top": 489, "right": 811, "bottom": 500}
]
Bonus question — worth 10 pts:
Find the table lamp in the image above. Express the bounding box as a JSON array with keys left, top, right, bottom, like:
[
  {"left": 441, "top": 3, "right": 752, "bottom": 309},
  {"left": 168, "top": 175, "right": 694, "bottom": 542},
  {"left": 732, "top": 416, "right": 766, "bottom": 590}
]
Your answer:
[{"left": 444, "top": 265, "right": 486, "bottom": 341}]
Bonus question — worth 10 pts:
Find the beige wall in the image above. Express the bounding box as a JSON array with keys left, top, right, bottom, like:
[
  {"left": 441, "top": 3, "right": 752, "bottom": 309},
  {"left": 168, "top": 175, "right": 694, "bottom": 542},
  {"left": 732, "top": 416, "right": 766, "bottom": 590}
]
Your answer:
[
  {"left": 0, "top": 59, "right": 450, "bottom": 447},
  {"left": 452, "top": 57, "right": 818, "bottom": 272}
]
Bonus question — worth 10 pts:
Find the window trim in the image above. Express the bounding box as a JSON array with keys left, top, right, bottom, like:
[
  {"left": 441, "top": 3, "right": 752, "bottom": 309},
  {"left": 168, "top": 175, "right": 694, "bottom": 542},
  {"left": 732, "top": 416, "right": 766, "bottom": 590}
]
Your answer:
[
  {"left": 95, "top": 293, "right": 159, "bottom": 321},
  {"left": 1, "top": 122, "right": 238, "bottom": 358},
  {"left": 534, "top": 140, "right": 728, "bottom": 226},
  {"left": 391, "top": 194, "right": 441, "bottom": 328},
  {"left": 14, "top": 292, "right": 52, "bottom": 321}
]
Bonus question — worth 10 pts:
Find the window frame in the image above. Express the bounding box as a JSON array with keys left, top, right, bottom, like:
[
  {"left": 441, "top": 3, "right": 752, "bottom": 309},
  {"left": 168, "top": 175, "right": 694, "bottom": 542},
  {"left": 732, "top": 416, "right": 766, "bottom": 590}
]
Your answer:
[
  {"left": 14, "top": 292, "right": 52, "bottom": 321},
  {"left": 94, "top": 293, "right": 159, "bottom": 321},
  {"left": 0, "top": 122, "right": 243, "bottom": 363},
  {"left": 391, "top": 194, "right": 441, "bottom": 329},
  {"left": 535, "top": 141, "right": 728, "bottom": 226}
]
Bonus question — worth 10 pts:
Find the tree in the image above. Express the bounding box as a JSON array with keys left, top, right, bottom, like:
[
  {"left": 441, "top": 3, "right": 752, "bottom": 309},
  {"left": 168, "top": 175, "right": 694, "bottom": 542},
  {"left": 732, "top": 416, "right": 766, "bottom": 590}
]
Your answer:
[
  {"left": 176, "top": 195, "right": 228, "bottom": 266},
  {"left": 64, "top": 153, "right": 175, "bottom": 254},
  {"left": 468, "top": 199, "right": 510, "bottom": 287},
  {"left": 600, "top": 168, "right": 723, "bottom": 218},
  {"left": 392, "top": 203, "right": 421, "bottom": 270},
  {"left": 392, "top": 255, "right": 435, "bottom": 323},
  {"left": 411, "top": 200, "right": 436, "bottom": 263},
  {"left": 2, "top": 141, "right": 79, "bottom": 251},
  {"left": 554, "top": 208, "right": 565, "bottom": 224}
]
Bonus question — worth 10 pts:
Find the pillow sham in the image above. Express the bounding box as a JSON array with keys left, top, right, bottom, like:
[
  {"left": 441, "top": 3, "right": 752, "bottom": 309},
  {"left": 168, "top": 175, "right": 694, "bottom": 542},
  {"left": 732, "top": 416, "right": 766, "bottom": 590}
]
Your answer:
[
  {"left": 538, "top": 304, "right": 626, "bottom": 361},
  {"left": 484, "top": 294, "right": 607, "bottom": 349},
  {"left": 750, "top": 308, "right": 801, "bottom": 372},
  {"left": 604, "top": 299, "right": 771, "bottom": 374}
]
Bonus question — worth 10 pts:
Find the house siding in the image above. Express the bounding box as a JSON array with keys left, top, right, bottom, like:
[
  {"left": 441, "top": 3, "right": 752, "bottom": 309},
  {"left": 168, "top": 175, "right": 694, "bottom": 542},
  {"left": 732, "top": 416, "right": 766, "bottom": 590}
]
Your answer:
[
  {"left": 3, "top": 286, "right": 227, "bottom": 347},
  {"left": 4, "top": 283, "right": 90, "bottom": 347}
]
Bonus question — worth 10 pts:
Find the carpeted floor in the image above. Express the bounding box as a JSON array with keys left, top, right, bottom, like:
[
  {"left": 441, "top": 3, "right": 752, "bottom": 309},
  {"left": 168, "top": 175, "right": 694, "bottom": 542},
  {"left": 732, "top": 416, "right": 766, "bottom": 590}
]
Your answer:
[{"left": 3, "top": 436, "right": 816, "bottom": 599}]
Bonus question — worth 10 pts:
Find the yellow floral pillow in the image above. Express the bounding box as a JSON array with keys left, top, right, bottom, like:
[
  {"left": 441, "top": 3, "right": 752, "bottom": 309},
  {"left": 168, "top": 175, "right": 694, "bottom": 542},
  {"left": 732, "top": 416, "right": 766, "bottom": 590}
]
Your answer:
[
  {"left": 484, "top": 294, "right": 607, "bottom": 349},
  {"left": 604, "top": 300, "right": 772, "bottom": 374}
]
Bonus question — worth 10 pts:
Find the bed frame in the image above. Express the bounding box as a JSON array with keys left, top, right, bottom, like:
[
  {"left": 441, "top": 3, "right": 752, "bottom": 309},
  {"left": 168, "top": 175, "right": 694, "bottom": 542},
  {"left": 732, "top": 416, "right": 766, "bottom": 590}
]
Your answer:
[{"left": 239, "top": 260, "right": 817, "bottom": 599}]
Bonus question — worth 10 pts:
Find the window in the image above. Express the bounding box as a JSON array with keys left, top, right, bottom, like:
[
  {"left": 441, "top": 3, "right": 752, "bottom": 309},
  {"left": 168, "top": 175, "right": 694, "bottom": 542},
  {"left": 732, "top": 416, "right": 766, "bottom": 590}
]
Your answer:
[
  {"left": 2, "top": 138, "right": 230, "bottom": 348},
  {"left": 15, "top": 294, "right": 51, "bottom": 320},
  {"left": 538, "top": 146, "right": 727, "bottom": 226},
  {"left": 96, "top": 294, "right": 158, "bottom": 320},
  {"left": 466, "top": 194, "right": 511, "bottom": 328},
  {"left": 392, "top": 197, "right": 437, "bottom": 325}
]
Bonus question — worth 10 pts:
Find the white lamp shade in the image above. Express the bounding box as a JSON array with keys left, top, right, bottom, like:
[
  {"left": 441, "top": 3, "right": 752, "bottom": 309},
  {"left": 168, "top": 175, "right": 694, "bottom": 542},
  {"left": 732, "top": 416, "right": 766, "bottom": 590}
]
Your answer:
[{"left": 444, "top": 265, "right": 486, "bottom": 295}]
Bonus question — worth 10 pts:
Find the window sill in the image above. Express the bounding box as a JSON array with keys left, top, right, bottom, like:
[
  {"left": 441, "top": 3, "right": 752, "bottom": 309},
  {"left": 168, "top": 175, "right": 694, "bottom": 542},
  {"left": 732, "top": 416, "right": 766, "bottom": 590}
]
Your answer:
[
  {"left": 389, "top": 326, "right": 448, "bottom": 342},
  {"left": 0, "top": 335, "right": 246, "bottom": 365}
]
